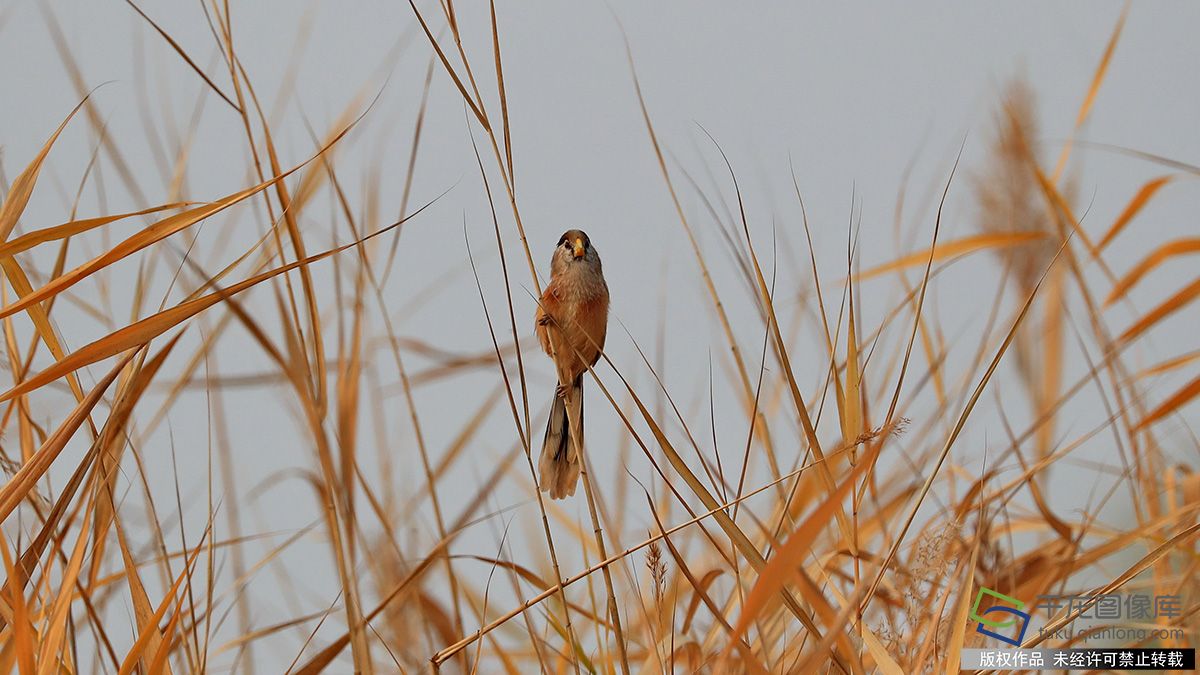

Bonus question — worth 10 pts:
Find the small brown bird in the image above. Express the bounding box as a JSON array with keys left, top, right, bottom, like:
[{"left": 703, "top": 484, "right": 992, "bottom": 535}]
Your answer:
[{"left": 535, "top": 229, "right": 609, "bottom": 499}]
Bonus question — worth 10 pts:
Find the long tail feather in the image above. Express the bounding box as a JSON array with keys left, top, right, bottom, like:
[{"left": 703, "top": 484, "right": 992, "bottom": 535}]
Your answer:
[{"left": 539, "top": 377, "right": 583, "bottom": 499}]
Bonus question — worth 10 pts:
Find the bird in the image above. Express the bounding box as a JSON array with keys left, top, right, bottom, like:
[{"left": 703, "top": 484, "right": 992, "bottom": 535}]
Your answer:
[{"left": 535, "top": 229, "right": 609, "bottom": 499}]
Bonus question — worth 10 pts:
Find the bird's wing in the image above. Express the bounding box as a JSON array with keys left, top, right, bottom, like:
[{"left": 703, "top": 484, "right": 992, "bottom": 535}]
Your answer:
[
  {"left": 535, "top": 285, "right": 558, "bottom": 357},
  {"left": 576, "top": 292, "right": 609, "bottom": 364}
]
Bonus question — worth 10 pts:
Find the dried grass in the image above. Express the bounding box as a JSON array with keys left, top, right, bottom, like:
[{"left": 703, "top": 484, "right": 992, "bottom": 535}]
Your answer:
[{"left": 0, "top": 5, "right": 1196, "bottom": 675}]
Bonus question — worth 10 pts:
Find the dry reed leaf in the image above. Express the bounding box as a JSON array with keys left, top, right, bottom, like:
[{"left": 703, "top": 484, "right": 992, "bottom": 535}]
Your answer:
[
  {"left": 0, "top": 105, "right": 104, "bottom": 407},
  {"left": 856, "top": 233, "right": 1047, "bottom": 281},
  {"left": 544, "top": 615, "right": 597, "bottom": 673},
  {"left": 1118, "top": 276, "right": 1200, "bottom": 344},
  {"left": 920, "top": 312, "right": 948, "bottom": 405},
  {"left": 642, "top": 496, "right": 756, "bottom": 667},
  {"left": 0, "top": 203, "right": 192, "bottom": 258},
  {"left": 40, "top": 7, "right": 147, "bottom": 203},
  {"left": 815, "top": 553, "right": 900, "bottom": 673},
  {"left": 489, "top": 0, "right": 513, "bottom": 182},
  {"left": 212, "top": 609, "right": 333, "bottom": 657},
  {"left": 116, "top": 529, "right": 209, "bottom": 675},
  {"left": 457, "top": 555, "right": 550, "bottom": 591},
  {"left": 0, "top": 352, "right": 134, "bottom": 521},
  {"left": 670, "top": 643, "right": 704, "bottom": 672},
  {"left": 1097, "top": 176, "right": 1173, "bottom": 251},
  {"left": 1137, "top": 349, "right": 1200, "bottom": 378},
  {"left": 1063, "top": 502, "right": 1200, "bottom": 574},
  {"left": 1019, "top": 522, "right": 1199, "bottom": 653},
  {"left": 0, "top": 444, "right": 105, "bottom": 636},
  {"left": 842, "top": 286, "right": 864, "bottom": 446},
  {"left": 623, "top": 384, "right": 831, "bottom": 648},
  {"left": 430, "top": 456, "right": 844, "bottom": 668},
  {"left": 254, "top": 107, "right": 329, "bottom": 415},
  {"left": 1105, "top": 237, "right": 1200, "bottom": 305},
  {"left": 1135, "top": 374, "right": 1200, "bottom": 430},
  {"left": 147, "top": 583, "right": 193, "bottom": 675},
  {"left": 121, "top": 0, "right": 239, "bottom": 111},
  {"left": 624, "top": 39, "right": 760, "bottom": 418},
  {"left": 861, "top": 624, "right": 904, "bottom": 675},
  {"left": 0, "top": 117, "right": 358, "bottom": 325},
  {"left": 1036, "top": 265, "right": 1065, "bottom": 458},
  {"left": 115, "top": 518, "right": 172, "bottom": 675},
  {"left": 725, "top": 441, "right": 880, "bottom": 654},
  {"left": 863, "top": 237, "right": 1059, "bottom": 617},
  {"left": 35, "top": 501, "right": 93, "bottom": 674},
  {"left": 718, "top": 145, "right": 859, "bottom": 558},
  {"left": 0, "top": 189, "right": 267, "bottom": 324},
  {"left": 0, "top": 199, "right": 432, "bottom": 403},
  {"left": 681, "top": 568, "right": 723, "bottom": 633},
  {"left": 0, "top": 258, "right": 89, "bottom": 404},
  {"left": 1050, "top": 5, "right": 1126, "bottom": 181},
  {"left": 784, "top": 570, "right": 871, "bottom": 675},
  {"left": 406, "top": 0, "right": 488, "bottom": 130},
  {"left": 0, "top": 97, "right": 88, "bottom": 241},
  {"left": 89, "top": 334, "right": 184, "bottom": 586},
  {"left": 297, "top": 447, "right": 515, "bottom": 673},
  {"left": 0, "top": 631, "right": 25, "bottom": 674},
  {"left": 941, "top": 540, "right": 980, "bottom": 674},
  {"left": 1029, "top": 162, "right": 1099, "bottom": 256},
  {"left": 0, "top": 530, "right": 36, "bottom": 674},
  {"left": 417, "top": 592, "right": 461, "bottom": 663}
]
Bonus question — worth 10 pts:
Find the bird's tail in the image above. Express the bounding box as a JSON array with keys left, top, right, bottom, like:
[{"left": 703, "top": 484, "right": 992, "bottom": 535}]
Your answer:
[{"left": 539, "top": 376, "right": 583, "bottom": 499}]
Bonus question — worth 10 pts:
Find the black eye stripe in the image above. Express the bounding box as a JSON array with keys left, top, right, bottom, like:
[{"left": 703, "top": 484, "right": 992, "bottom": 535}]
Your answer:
[{"left": 557, "top": 235, "right": 591, "bottom": 249}]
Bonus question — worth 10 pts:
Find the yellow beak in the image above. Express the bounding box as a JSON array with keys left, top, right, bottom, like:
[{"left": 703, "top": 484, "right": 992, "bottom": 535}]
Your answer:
[{"left": 572, "top": 239, "right": 586, "bottom": 259}]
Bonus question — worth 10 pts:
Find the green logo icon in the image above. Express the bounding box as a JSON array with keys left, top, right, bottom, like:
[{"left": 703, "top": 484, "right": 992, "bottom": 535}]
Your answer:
[{"left": 971, "top": 587, "right": 1026, "bottom": 629}]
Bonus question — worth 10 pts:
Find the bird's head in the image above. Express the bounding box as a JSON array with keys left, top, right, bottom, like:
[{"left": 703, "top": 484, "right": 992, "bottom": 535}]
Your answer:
[{"left": 551, "top": 229, "right": 601, "bottom": 275}]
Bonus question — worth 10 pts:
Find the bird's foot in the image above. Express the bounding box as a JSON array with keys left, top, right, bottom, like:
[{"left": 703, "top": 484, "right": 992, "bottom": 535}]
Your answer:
[{"left": 555, "top": 383, "right": 569, "bottom": 399}]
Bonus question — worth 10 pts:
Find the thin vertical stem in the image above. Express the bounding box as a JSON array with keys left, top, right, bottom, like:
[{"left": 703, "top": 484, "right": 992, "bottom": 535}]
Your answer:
[{"left": 578, "top": 437, "right": 632, "bottom": 675}]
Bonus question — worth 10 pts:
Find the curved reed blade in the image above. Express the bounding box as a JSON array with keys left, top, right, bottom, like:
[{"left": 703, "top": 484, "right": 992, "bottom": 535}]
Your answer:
[
  {"left": 856, "top": 233, "right": 1047, "bottom": 281},
  {"left": 1105, "top": 237, "right": 1200, "bottom": 305}
]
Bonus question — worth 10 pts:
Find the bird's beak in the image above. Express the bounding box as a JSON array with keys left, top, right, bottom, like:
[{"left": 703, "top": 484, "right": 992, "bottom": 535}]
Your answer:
[{"left": 572, "top": 239, "right": 586, "bottom": 259}]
